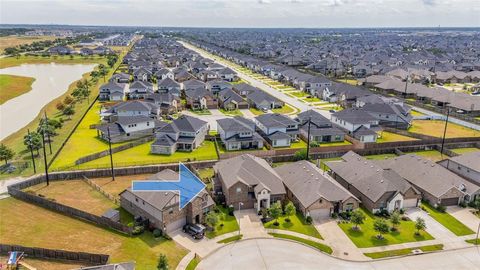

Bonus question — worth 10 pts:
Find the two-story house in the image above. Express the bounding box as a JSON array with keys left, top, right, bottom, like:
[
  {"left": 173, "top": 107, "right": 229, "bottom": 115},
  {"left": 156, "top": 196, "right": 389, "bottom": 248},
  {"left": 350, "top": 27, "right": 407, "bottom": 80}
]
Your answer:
[
  {"left": 129, "top": 80, "right": 154, "bottom": 100},
  {"left": 296, "top": 110, "right": 345, "bottom": 144},
  {"left": 99, "top": 82, "right": 127, "bottom": 101},
  {"left": 97, "top": 116, "right": 166, "bottom": 143},
  {"left": 254, "top": 113, "right": 300, "bottom": 147},
  {"left": 331, "top": 108, "right": 379, "bottom": 142},
  {"left": 217, "top": 117, "right": 264, "bottom": 151},
  {"left": 151, "top": 115, "right": 209, "bottom": 155},
  {"left": 120, "top": 169, "right": 214, "bottom": 233}
]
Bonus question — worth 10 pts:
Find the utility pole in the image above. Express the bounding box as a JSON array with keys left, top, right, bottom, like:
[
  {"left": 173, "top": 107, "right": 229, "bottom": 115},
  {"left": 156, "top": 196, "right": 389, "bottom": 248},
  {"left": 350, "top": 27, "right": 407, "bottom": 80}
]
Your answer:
[
  {"left": 107, "top": 127, "right": 115, "bottom": 181},
  {"left": 306, "top": 116, "right": 312, "bottom": 160},
  {"left": 440, "top": 107, "right": 450, "bottom": 158},
  {"left": 41, "top": 127, "right": 49, "bottom": 185},
  {"left": 27, "top": 129, "right": 36, "bottom": 173},
  {"left": 44, "top": 111, "right": 52, "bottom": 154},
  {"left": 403, "top": 75, "right": 409, "bottom": 98}
]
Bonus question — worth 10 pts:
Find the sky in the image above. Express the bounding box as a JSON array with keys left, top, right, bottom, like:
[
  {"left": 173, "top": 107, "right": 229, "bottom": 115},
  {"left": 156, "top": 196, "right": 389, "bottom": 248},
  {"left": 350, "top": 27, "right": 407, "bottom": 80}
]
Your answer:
[{"left": 1, "top": 0, "right": 479, "bottom": 28}]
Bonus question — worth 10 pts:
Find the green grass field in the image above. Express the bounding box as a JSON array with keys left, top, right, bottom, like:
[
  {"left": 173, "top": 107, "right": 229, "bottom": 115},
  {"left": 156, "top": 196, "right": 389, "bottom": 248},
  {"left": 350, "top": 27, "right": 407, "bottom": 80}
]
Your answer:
[
  {"left": 71, "top": 141, "right": 218, "bottom": 170},
  {"left": 185, "top": 257, "right": 201, "bottom": 270},
  {"left": 219, "top": 108, "right": 243, "bottom": 116},
  {"left": 338, "top": 208, "right": 434, "bottom": 248},
  {"left": 364, "top": 244, "right": 443, "bottom": 259},
  {"left": 269, "top": 233, "right": 333, "bottom": 254},
  {"left": 0, "top": 74, "right": 35, "bottom": 104},
  {"left": 50, "top": 101, "right": 129, "bottom": 169},
  {"left": 409, "top": 120, "right": 478, "bottom": 138},
  {"left": 272, "top": 104, "right": 297, "bottom": 114},
  {"left": 264, "top": 213, "right": 322, "bottom": 239},
  {"left": 450, "top": 147, "right": 480, "bottom": 155},
  {"left": 376, "top": 131, "right": 418, "bottom": 143},
  {"left": 249, "top": 107, "right": 264, "bottom": 115},
  {"left": 407, "top": 150, "right": 445, "bottom": 162},
  {"left": 0, "top": 197, "right": 187, "bottom": 269},
  {"left": 421, "top": 203, "right": 474, "bottom": 236},
  {"left": 217, "top": 234, "right": 243, "bottom": 244}
]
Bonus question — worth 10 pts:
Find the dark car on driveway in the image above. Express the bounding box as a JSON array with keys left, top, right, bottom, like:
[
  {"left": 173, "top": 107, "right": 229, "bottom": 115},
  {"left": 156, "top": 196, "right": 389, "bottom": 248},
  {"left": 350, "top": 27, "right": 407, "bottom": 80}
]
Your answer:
[{"left": 183, "top": 224, "right": 206, "bottom": 239}]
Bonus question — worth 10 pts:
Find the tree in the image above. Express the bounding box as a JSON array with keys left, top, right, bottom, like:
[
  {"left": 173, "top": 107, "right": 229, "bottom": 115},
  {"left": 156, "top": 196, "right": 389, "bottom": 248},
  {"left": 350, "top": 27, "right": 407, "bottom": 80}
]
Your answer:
[
  {"left": 64, "top": 95, "right": 74, "bottom": 105},
  {"left": 63, "top": 106, "right": 75, "bottom": 119},
  {"left": 293, "top": 149, "right": 308, "bottom": 161},
  {"left": 415, "top": 217, "right": 427, "bottom": 235},
  {"left": 23, "top": 131, "right": 43, "bottom": 156},
  {"left": 205, "top": 211, "right": 218, "bottom": 228},
  {"left": 157, "top": 254, "right": 169, "bottom": 270},
  {"left": 268, "top": 201, "right": 282, "bottom": 224},
  {"left": 350, "top": 209, "right": 365, "bottom": 231},
  {"left": 56, "top": 102, "right": 65, "bottom": 111},
  {"left": 390, "top": 211, "right": 401, "bottom": 231},
  {"left": 0, "top": 144, "right": 14, "bottom": 165},
  {"left": 373, "top": 218, "right": 389, "bottom": 239},
  {"left": 284, "top": 201, "right": 296, "bottom": 222}
]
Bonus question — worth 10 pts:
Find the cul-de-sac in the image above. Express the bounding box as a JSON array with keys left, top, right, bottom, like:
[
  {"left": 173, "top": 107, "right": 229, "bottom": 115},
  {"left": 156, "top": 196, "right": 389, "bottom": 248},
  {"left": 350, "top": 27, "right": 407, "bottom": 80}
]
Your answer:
[{"left": 0, "top": 1, "right": 480, "bottom": 269}]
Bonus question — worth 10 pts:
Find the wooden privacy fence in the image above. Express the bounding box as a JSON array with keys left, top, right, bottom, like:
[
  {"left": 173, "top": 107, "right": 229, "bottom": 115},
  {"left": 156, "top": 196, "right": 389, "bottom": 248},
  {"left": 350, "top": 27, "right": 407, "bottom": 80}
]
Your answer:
[
  {"left": 0, "top": 244, "right": 109, "bottom": 265},
  {"left": 83, "top": 175, "right": 119, "bottom": 205}
]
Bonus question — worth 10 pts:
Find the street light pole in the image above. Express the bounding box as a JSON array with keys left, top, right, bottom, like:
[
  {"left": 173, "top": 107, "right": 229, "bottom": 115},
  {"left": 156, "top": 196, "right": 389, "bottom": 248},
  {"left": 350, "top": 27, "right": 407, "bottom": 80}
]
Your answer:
[
  {"left": 238, "top": 202, "right": 243, "bottom": 236},
  {"left": 44, "top": 111, "right": 52, "bottom": 155},
  {"left": 107, "top": 126, "right": 115, "bottom": 181}
]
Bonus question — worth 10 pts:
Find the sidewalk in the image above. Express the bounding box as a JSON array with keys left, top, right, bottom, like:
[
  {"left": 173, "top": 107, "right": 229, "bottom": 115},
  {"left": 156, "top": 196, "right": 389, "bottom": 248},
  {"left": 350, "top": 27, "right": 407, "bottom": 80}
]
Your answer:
[{"left": 234, "top": 209, "right": 270, "bottom": 239}]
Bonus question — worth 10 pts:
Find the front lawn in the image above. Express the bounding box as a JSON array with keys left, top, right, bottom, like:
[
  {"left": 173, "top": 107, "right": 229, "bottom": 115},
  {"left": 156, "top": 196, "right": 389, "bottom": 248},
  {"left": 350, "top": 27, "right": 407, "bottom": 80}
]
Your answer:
[
  {"left": 269, "top": 233, "right": 332, "bottom": 254},
  {"left": 364, "top": 244, "right": 443, "bottom": 259},
  {"left": 189, "top": 109, "right": 212, "bottom": 115},
  {"left": 338, "top": 208, "right": 434, "bottom": 248},
  {"left": 376, "top": 131, "right": 418, "bottom": 143},
  {"left": 272, "top": 104, "right": 297, "bottom": 114},
  {"left": 0, "top": 198, "right": 187, "bottom": 269},
  {"left": 409, "top": 120, "right": 478, "bottom": 138},
  {"left": 206, "top": 206, "right": 239, "bottom": 239},
  {"left": 219, "top": 108, "right": 243, "bottom": 116},
  {"left": 75, "top": 141, "right": 218, "bottom": 170},
  {"left": 303, "top": 97, "right": 321, "bottom": 102},
  {"left": 421, "top": 203, "right": 474, "bottom": 236},
  {"left": 264, "top": 212, "right": 322, "bottom": 239},
  {"left": 249, "top": 107, "right": 264, "bottom": 115},
  {"left": 290, "top": 91, "right": 308, "bottom": 98}
]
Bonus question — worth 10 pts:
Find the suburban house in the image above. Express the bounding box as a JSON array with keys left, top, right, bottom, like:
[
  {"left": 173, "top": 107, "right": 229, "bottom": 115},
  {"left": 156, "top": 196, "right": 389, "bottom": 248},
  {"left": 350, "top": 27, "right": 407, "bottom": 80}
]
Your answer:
[
  {"left": 151, "top": 115, "right": 209, "bottom": 155},
  {"left": 96, "top": 116, "right": 166, "bottom": 143},
  {"left": 145, "top": 93, "right": 180, "bottom": 115},
  {"left": 213, "top": 154, "right": 286, "bottom": 211},
  {"left": 360, "top": 102, "right": 413, "bottom": 129},
  {"left": 217, "top": 117, "right": 264, "bottom": 151},
  {"left": 218, "top": 89, "right": 249, "bottom": 110},
  {"left": 185, "top": 88, "right": 218, "bottom": 110},
  {"left": 247, "top": 90, "right": 284, "bottom": 111},
  {"left": 331, "top": 108, "right": 379, "bottom": 142},
  {"left": 255, "top": 113, "right": 300, "bottom": 147},
  {"left": 157, "top": 77, "right": 181, "bottom": 96},
  {"left": 120, "top": 169, "right": 214, "bottom": 233},
  {"left": 129, "top": 80, "right": 154, "bottom": 100},
  {"left": 327, "top": 151, "right": 421, "bottom": 213},
  {"left": 233, "top": 83, "right": 258, "bottom": 97},
  {"left": 99, "top": 82, "right": 127, "bottom": 101},
  {"left": 205, "top": 80, "right": 232, "bottom": 96},
  {"left": 101, "top": 100, "right": 161, "bottom": 122},
  {"left": 275, "top": 161, "right": 359, "bottom": 220},
  {"left": 296, "top": 110, "right": 345, "bottom": 144},
  {"left": 216, "top": 67, "right": 237, "bottom": 82},
  {"left": 378, "top": 154, "right": 480, "bottom": 206},
  {"left": 439, "top": 151, "right": 480, "bottom": 184},
  {"left": 182, "top": 79, "right": 206, "bottom": 91},
  {"left": 110, "top": 73, "right": 131, "bottom": 84}
]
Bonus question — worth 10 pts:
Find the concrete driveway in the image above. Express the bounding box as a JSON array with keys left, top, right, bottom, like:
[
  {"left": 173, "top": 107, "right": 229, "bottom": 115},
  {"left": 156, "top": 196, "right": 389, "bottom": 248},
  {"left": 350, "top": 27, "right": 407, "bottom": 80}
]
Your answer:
[
  {"left": 197, "top": 238, "right": 480, "bottom": 270},
  {"left": 234, "top": 209, "right": 269, "bottom": 239},
  {"left": 314, "top": 218, "right": 368, "bottom": 261},
  {"left": 447, "top": 206, "right": 480, "bottom": 232},
  {"left": 182, "top": 109, "right": 230, "bottom": 132}
]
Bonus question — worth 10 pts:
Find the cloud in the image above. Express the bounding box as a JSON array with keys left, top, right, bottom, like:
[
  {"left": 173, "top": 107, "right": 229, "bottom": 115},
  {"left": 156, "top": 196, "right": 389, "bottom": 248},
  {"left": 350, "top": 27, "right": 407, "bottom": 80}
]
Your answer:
[
  {"left": 422, "top": 0, "right": 437, "bottom": 5},
  {"left": 258, "top": 0, "right": 271, "bottom": 4}
]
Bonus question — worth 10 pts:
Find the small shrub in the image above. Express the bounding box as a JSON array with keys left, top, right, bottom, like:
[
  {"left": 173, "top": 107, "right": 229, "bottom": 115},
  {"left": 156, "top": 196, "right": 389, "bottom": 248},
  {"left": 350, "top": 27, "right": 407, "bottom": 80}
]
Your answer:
[
  {"left": 399, "top": 208, "right": 405, "bottom": 214},
  {"left": 331, "top": 213, "right": 338, "bottom": 219},
  {"left": 459, "top": 202, "right": 467, "bottom": 208},
  {"left": 390, "top": 227, "right": 398, "bottom": 232},
  {"left": 228, "top": 206, "right": 234, "bottom": 216},
  {"left": 306, "top": 216, "right": 313, "bottom": 224},
  {"left": 273, "top": 221, "right": 280, "bottom": 226},
  {"left": 401, "top": 216, "right": 410, "bottom": 221},
  {"left": 436, "top": 205, "right": 446, "bottom": 213},
  {"left": 285, "top": 218, "right": 291, "bottom": 223},
  {"left": 153, "top": 229, "right": 162, "bottom": 238},
  {"left": 132, "top": 225, "right": 145, "bottom": 235}
]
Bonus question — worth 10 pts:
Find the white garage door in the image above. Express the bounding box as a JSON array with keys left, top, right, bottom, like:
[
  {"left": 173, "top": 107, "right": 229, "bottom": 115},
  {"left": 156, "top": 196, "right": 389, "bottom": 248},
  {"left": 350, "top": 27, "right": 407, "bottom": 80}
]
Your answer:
[
  {"left": 166, "top": 217, "right": 187, "bottom": 233},
  {"left": 403, "top": 199, "right": 418, "bottom": 208},
  {"left": 309, "top": 208, "right": 331, "bottom": 221}
]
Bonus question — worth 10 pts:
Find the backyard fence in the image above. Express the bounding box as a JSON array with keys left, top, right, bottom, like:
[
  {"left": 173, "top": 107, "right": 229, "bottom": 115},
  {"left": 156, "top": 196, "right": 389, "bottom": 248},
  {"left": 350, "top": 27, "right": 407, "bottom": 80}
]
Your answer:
[
  {"left": 74, "top": 136, "right": 154, "bottom": 165},
  {"left": 83, "top": 175, "right": 119, "bottom": 205},
  {"left": 0, "top": 244, "right": 109, "bottom": 265}
]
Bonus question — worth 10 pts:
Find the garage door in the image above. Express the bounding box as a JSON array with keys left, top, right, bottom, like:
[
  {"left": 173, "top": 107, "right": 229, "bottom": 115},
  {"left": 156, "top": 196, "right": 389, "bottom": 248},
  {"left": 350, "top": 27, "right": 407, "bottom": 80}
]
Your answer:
[
  {"left": 440, "top": 197, "right": 459, "bottom": 206},
  {"left": 403, "top": 198, "right": 418, "bottom": 208},
  {"left": 166, "top": 217, "right": 187, "bottom": 233},
  {"left": 309, "top": 208, "right": 331, "bottom": 221}
]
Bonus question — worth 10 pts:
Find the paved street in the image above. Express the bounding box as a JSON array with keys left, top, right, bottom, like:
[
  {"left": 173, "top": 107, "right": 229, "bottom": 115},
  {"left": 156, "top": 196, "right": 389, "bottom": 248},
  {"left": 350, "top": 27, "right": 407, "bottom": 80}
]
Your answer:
[
  {"left": 197, "top": 238, "right": 480, "bottom": 270},
  {"left": 180, "top": 41, "right": 332, "bottom": 119}
]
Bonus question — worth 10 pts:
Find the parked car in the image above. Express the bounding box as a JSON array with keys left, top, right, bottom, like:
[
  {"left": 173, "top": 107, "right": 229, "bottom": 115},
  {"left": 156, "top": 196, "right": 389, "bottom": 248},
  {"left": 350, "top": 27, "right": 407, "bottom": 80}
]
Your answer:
[{"left": 183, "top": 224, "right": 206, "bottom": 239}]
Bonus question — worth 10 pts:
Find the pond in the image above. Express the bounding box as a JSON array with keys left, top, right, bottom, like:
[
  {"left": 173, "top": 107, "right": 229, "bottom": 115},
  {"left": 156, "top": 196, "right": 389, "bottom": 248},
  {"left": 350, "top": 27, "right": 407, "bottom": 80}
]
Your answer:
[{"left": 0, "top": 63, "right": 96, "bottom": 140}]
